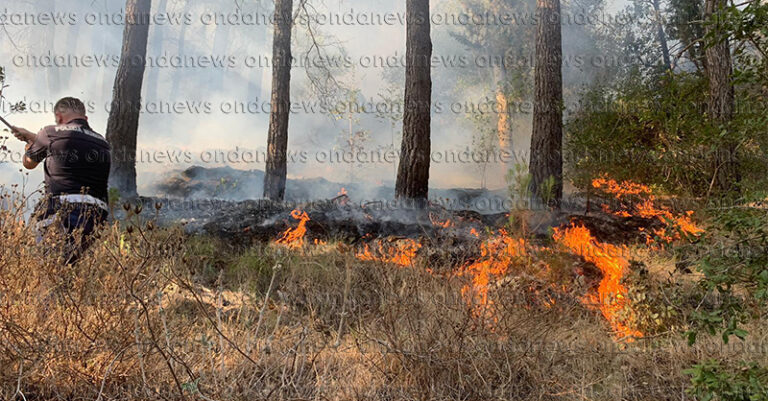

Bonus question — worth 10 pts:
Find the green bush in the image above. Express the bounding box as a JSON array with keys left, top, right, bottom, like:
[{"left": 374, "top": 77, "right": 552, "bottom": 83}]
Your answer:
[{"left": 565, "top": 71, "right": 768, "bottom": 199}]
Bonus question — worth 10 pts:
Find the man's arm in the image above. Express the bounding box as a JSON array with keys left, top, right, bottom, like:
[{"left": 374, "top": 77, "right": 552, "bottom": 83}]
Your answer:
[
  {"left": 11, "top": 126, "right": 36, "bottom": 143},
  {"left": 23, "top": 141, "right": 40, "bottom": 170},
  {"left": 11, "top": 126, "right": 43, "bottom": 170}
]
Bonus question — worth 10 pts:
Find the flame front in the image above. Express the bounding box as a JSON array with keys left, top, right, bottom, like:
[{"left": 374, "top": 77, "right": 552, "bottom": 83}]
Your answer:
[
  {"left": 458, "top": 230, "right": 528, "bottom": 319},
  {"left": 356, "top": 239, "right": 422, "bottom": 267},
  {"left": 268, "top": 177, "right": 701, "bottom": 342},
  {"left": 275, "top": 210, "right": 310, "bottom": 249},
  {"left": 592, "top": 177, "right": 704, "bottom": 245},
  {"left": 553, "top": 224, "right": 643, "bottom": 340}
]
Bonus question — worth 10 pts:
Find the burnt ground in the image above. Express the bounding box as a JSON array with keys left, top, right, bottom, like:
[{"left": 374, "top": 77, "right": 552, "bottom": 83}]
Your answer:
[
  {"left": 119, "top": 193, "right": 662, "bottom": 247},
  {"left": 117, "top": 166, "right": 667, "bottom": 250}
]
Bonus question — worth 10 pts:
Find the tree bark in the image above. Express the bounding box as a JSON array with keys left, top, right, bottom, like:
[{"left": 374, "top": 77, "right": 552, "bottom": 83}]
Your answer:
[
  {"left": 263, "top": 0, "right": 293, "bottom": 201},
  {"left": 651, "top": 0, "right": 672, "bottom": 71},
  {"left": 704, "top": 0, "right": 740, "bottom": 194},
  {"left": 395, "top": 0, "right": 432, "bottom": 203},
  {"left": 106, "top": 0, "right": 152, "bottom": 198},
  {"left": 529, "top": 0, "right": 563, "bottom": 209}
]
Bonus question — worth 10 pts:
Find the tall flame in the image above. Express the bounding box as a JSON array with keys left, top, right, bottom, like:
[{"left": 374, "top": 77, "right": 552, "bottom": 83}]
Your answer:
[
  {"left": 554, "top": 224, "right": 642, "bottom": 340},
  {"left": 275, "top": 210, "right": 310, "bottom": 249},
  {"left": 458, "top": 230, "right": 528, "bottom": 319}
]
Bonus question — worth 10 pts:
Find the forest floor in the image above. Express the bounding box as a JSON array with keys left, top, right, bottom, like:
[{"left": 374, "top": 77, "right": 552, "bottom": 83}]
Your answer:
[{"left": 1, "top": 183, "right": 767, "bottom": 400}]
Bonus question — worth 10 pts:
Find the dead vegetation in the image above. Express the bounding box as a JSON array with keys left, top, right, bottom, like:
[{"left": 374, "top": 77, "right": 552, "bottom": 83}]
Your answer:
[{"left": 1, "top": 187, "right": 767, "bottom": 401}]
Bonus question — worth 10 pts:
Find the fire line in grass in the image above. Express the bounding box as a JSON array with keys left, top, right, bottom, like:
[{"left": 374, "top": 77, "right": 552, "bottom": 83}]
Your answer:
[
  {"left": 275, "top": 210, "right": 310, "bottom": 249},
  {"left": 271, "top": 177, "right": 704, "bottom": 341},
  {"left": 356, "top": 239, "right": 422, "bottom": 267},
  {"left": 457, "top": 230, "right": 528, "bottom": 320},
  {"left": 553, "top": 224, "right": 643, "bottom": 340},
  {"left": 592, "top": 177, "right": 704, "bottom": 246}
]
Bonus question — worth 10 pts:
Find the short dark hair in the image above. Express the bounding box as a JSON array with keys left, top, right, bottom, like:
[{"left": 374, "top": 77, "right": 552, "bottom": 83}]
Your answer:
[{"left": 54, "top": 97, "right": 86, "bottom": 116}]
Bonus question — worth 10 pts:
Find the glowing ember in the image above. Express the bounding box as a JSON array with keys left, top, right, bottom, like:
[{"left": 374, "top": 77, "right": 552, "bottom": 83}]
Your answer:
[
  {"left": 275, "top": 210, "right": 310, "bottom": 249},
  {"left": 356, "top": 239, "right": 421, "bottom": 267},
  {"left": 553, "top": 224, "right": 643, "bottom": 340}
]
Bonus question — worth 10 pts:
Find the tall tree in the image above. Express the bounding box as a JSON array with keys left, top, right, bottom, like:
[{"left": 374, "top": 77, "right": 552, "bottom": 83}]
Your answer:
[
  {"left": 395, "top": 0, "right": 433, "bottom": 202},
  {"left": 106, "top": 0, "right": 152, "bottom": 197},
  {"left": 529, "top": 0, "right": 563, "bottom": 208},
  {"left": 704, "top": 0, "right": 739, "bottom": 193},
  {"left": 650, "top": 0, "right": 672, "bottom": 70},
  {"left": 263, "top": 0, "right": 294, "bottom": 201}
]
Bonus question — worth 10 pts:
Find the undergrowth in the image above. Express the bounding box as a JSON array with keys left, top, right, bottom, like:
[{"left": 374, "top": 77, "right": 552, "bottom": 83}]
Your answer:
[{"left": 1, "top": 186, "right": 767, "bottom": 400}]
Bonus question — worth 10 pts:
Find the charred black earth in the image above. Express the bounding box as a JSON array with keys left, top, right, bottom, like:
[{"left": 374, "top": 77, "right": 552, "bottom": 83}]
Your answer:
[{"left": 119, "top": 166, "right": 663, "bottom": 248}]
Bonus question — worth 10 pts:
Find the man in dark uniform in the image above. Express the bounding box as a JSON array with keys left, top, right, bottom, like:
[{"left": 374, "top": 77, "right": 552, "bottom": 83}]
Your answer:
[{"left": 11, "top": 97, "right": 111, "bottom": 264}]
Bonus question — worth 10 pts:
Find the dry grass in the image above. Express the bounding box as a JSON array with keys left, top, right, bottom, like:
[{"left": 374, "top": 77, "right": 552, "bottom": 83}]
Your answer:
[{"left": 1, "top": 194, "right": 767, "bottom": 400}]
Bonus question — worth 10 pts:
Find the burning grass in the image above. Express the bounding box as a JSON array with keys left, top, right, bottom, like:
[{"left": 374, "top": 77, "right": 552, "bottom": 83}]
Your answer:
[{"left": 1, "top": 181, "right": 765, "bottom": 400}]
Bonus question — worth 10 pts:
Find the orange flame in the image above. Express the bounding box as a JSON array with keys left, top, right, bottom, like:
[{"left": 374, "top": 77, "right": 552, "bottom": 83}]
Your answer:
[
  {"left": 592, "top": 177, "right": 704, "bottom": 246},
  {"left": 553, "top": 224, "right": 642, "bottom": 340},
  {"left": 356, "top": 239, "right": 422, "bottom": 267},
  {"left": 429, "top": 213, "right": 454, "bottom": 228},
  {"left": 336, "top": 188, "right": 350, "bottom": 206},
  {"left": 275, "top": 210, "right": 310, "bottom": 249},
  {"left": 458, "top": 230, "right": 528, "bottom": 319},
  {"left": 496, "top": 91, "right": 510, "bottom": 149}
]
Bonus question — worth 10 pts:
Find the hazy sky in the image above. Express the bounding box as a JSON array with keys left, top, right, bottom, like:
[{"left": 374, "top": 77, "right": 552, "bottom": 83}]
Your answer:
[{"left": 0, "top": 0, "right": 633, "bottom": 195}]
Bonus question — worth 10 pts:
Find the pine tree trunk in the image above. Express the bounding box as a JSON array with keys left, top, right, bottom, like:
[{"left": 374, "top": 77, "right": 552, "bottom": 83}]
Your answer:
[
  {"left": 652, "top": 0, "right": 672, "bottom": 70},
  {"left": 529, "top": 0, "right": 563, "bottom": 209},
  {"left": 106, "top": 0, "right": 152, "bottom": 198},
  {"left": 263, "top": 0, "right": 293, "bottom": 201},
  {"left": 395, "top": 0, "right": 432, "bottom": 203},
  {"left": 705, "top": 0, "right": 740, "bottom": 194}
]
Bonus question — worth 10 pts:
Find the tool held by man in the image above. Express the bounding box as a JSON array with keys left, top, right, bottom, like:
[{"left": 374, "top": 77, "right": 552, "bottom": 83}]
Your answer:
[
  {"left": 0, "top": 115, "right": 15, "bottom": 132},
  {"left": 4, "top": 115, "right": 35, "bottom": 144}
]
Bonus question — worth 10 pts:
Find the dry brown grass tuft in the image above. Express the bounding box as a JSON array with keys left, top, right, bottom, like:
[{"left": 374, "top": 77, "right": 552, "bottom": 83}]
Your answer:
[{"left": 1, "top": 191, "right": 767, "bottom": 400}]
